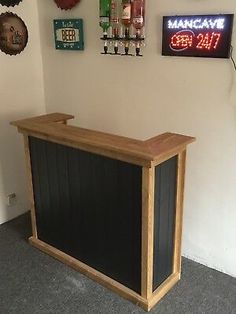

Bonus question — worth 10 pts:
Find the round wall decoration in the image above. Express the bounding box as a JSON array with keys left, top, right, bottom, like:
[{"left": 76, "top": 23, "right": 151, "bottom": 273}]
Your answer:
[
  {"left": 0, "top": 0, "right": 22, "bottom": 7},
  {"left": 0, "top": 12, "right": 28, "bottom": 55},
  {"left": 54, "top": 0, "right": 81, "bottom": 10}
]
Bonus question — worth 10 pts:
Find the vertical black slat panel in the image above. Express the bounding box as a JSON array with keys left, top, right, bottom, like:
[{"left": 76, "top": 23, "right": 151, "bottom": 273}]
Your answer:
[
  {"left": 30, "top": 138, "right": 51, "bottom": 235},
  {"left": 100, "top": 159, "right": 142, "bottom": 292},
  {"left": 67, "top": 146, "right": 83, "bottom": 257},
  {"left": 36, "top": 139, "right": 50, "bottom": 238},
  {"left": 153, "top": 156, "right": 177, "bottom": 291},
  {"left": 56, "top": 144, "right": 72, "bottom": 250},
  {"left": 132, "top": 166, "right": 143, "bottom": 290},
  {"left": 119, "top": 161, "right": 142, "bottom": 291},
  {"left": 29, "top": 137, "right": 142, "bottom": 294},
  {"left": 43, "top": 142, "right": 62, "bottom": 247}
]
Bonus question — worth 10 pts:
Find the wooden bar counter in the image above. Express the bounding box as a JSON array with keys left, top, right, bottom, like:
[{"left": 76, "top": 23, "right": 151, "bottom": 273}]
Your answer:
[{"left": 11, "top": 113, "right": 195, "bottom": 311}]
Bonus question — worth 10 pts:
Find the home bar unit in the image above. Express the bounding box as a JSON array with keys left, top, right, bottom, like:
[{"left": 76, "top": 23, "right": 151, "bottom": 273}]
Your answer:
[{"left": 11, "top": 113, "right": 195, "bottom": 311}]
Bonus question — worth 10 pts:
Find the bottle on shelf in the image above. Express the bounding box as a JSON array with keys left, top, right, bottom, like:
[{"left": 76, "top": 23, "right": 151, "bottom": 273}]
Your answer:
[
  {"left": 132, "top": 0, "right": 145, "bottom": 37},
  {"left": 110, "top": 0, "right": 121, "bottom": 54},
  {"left": 100, "top": 0, "right": 111, "bottom": 54},
  {"left": 131, "top": 0, "right": 145, "bottom": 56},
  {"left": 121, "top": 0, "right": 132, "bottom": 38},
  {"left": 121, "top": 0, "right": 132, "bottom": 55}
]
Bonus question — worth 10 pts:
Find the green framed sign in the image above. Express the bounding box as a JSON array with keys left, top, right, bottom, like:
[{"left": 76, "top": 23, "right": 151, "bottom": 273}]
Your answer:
[{"left": 54, "top": 19, "right": 84, "bottom": 50}]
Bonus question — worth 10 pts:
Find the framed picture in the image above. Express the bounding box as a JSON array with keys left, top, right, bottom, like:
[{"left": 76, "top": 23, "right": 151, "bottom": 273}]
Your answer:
[
  {"left": 54, "top": 19, "right": 84, "bottom": 51},
  {"left": 0, "top": 12, "right": 28, "bottom": 55}
]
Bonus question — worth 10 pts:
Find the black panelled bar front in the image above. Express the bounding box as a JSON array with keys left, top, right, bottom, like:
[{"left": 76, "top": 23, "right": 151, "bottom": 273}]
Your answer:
[
  {"left": 29, "top": 135, "right": 179, "bottom": 294},
  {"left": 29, "top": 136, "right": 142, "bottom": 293}
]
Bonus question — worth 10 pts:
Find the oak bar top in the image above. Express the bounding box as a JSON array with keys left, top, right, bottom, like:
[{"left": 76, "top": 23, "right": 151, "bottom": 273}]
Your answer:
[{"left": 11, "top": 113, "right": 195, "bottom": 167}]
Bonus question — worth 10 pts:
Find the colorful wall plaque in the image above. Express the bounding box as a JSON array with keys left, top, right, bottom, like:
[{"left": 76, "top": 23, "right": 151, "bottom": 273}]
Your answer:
[
  {"left": 54, "top": 19, "right": 84, "bottom": 50},
  {"left": 54, "top": 0, "right": 80, "bottom": 10},
  {"left": 0, "top": 0, "right": 22, "bottom": 6},
  {"left": 162, "top": 14, "right": 234, "bottom": 58},
  {"left": 0, "top": 12, "right": 28, "bottom": 55}
]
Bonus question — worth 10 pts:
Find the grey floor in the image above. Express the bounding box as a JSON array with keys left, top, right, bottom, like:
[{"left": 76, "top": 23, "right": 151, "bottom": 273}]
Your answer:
[{"left": 0, "top": 213, "right": 235, "bottom": 314}]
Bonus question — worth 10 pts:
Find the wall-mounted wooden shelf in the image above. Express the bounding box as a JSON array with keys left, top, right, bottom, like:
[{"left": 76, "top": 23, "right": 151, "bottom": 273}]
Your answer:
[{"left": 11, "top": 113, "right": 195, "bottom": 311}]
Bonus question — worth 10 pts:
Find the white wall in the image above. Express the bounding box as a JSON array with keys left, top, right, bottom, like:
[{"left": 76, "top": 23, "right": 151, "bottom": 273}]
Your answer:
[
  {"left": 0, "top": 1, "right": 45, "bottom": 224},
  {"left": 37, "top": 0, "right": 236, "bottom": 277}
]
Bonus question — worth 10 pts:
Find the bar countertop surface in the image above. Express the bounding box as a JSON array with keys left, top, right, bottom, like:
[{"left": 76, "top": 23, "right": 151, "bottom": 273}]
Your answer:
[{"left": 11, "top": 113, "right": 195, "bottom": 167}]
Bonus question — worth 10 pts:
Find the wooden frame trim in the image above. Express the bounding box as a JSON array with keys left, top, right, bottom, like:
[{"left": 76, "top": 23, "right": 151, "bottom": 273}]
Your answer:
[
  {"left": 21, "top": 131, "right": 151, "bottom": 167},
  {"left": 29, "top": 235, "right": 181, "bottom": 312},
  {"left": 10, "top": 113, "right": 74, "bottom": 126},
  {"left": 141, "top": 166, "right": 155, "bottom": 299},
  {"left": 57, "top": 120, "right": 68, "bottom": 125},
  {"left": 152, "top": 147, "right": 186, "bottom": 167},
  {"left": 173, "top": 150, "right": 186, "bottom": 274},
  {"left": 11, "top": 113, "right": 195, "bottom": 169},
  {"left": 24, "top": 135, "right": 38, "bottom": 238},
  {"left": 148, "top": 272, "right": 180, "bottom": 310},
  {"left": 29, "top": 237, "right": 149, "bottom": 311}
]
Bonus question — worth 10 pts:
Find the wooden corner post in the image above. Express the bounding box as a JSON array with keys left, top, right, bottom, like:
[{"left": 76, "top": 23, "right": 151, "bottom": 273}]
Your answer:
[
  {"left": 173, "top": 150, "right": 187, "bottom": 275},
  {"left": 141, "top": 165, "right": 155, "bottom": 300},
  {"left": 23, "top": 134, "right": 38, "bottom": 239}
]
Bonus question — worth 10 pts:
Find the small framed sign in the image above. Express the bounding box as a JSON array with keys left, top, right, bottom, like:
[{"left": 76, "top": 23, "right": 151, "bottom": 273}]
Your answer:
[
  {"left": 162, "top": 14, "right": 234, "bottom": 58},
  {"left": 54, "top": 19, "right": 84, "bottom": 50}
]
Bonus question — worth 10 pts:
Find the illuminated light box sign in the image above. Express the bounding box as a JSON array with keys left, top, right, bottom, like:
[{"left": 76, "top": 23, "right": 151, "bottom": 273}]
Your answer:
[
  {"left": 54, "top": 19, "right": 84, "bottom": 50},
  {"left": 162, "top": 14, "right": 234, "bottom": 58}
]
